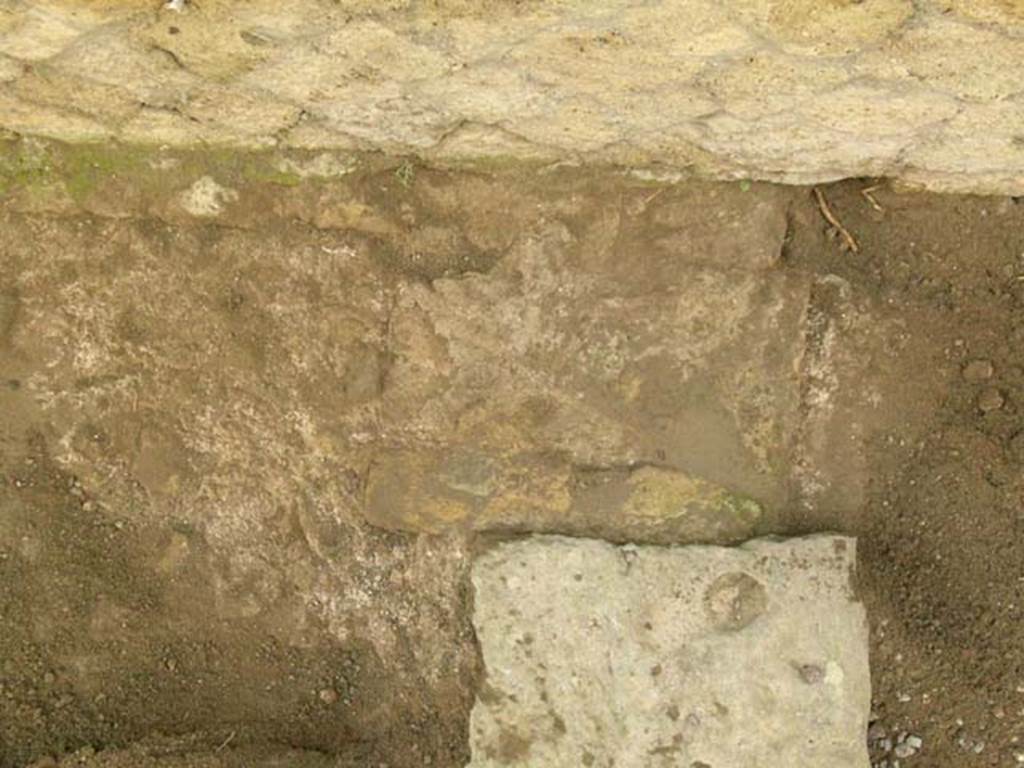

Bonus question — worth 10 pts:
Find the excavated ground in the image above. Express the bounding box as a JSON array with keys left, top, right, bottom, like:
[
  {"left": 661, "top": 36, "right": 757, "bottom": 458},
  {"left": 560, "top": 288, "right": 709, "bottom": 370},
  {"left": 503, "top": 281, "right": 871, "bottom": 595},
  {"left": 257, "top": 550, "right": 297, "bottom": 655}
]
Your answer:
[{"left": 2, "top": 140, "right": 1024, "bottom": 766}]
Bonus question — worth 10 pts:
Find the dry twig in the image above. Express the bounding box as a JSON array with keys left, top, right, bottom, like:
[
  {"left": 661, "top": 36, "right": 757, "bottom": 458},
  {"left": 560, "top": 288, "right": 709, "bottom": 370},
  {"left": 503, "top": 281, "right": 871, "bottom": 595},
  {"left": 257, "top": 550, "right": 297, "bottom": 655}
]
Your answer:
[
  {"left": 861, "top": 183, "right": 884, "bottom": 213},
  {"left": 813, "top": 187, "right": 859, "bottom": 253},
  {"left": 215, "top": 731, "right": 236, "bottom": 753}
]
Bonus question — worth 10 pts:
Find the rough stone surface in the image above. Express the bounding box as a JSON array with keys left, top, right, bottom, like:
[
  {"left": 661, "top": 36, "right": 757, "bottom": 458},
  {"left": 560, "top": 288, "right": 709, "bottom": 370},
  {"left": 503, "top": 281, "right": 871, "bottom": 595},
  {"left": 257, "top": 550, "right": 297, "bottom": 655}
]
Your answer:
[
  {"left": 470, "top": 535, "right": 870, "bottom": 767},
  {"left": 1, "top": 1, "right": 1024, "bottom": 193},
  {"left": 0, "top": 138, "right": 816, "bottom": 548}
]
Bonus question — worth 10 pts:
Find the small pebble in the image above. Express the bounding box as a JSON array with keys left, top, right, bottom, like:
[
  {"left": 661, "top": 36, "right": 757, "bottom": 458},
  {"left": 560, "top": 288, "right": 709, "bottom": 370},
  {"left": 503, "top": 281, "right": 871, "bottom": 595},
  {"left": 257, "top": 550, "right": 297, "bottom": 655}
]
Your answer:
[
  {"left": 963, "top": 359, "right": 994, "bottom": 381},
  {"left": 894, "top": 743, "right": 915, "bottom": 758},
  {"left": 318, "top": 687, "right": 339, "bottom": 705},
  {"left": 978, "top": 387, "right": 1004, "bottom": 412},
  {"left": 894, "top": 734, "right": 923, "bottom": 758},
  {"left": 956, "top": 728, "right": 987, "bottom": 754}
]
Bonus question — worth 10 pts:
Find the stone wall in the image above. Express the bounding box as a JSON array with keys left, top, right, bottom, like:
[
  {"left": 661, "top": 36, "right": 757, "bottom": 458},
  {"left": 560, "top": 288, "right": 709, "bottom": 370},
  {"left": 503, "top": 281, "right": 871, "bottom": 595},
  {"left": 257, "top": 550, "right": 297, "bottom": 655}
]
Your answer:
[{"left": 1, "top": 0, "right": 1023, "bottom": 194}]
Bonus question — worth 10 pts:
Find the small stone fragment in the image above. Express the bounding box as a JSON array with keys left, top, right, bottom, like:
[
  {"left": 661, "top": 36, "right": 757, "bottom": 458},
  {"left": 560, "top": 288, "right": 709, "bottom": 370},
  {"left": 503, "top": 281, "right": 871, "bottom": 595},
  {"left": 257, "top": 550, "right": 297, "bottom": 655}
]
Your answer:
[
  {"left": 955, "top": 729, "right": 985, "bottom": 753},
  {"left": 978, "top": 387, "right": 1004, "bottom": 412},
  {"left": 894, "top": 733, "right": 922, "bottom": 757},
  {"left": 963, "top": 359, "right": 994, "bottom": 381},
  {"left": 318, "top": 688, "right": 339, "bottom": 705}
]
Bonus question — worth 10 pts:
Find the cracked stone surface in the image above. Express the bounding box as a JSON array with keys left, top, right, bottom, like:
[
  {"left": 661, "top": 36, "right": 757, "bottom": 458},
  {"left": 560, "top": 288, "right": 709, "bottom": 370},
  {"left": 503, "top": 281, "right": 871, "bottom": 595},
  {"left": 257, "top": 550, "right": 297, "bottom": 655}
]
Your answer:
[
  {"left": 470, "top": 534, "right": 870, "bottom": 768},
  {"left": 1, "top": 0, "right": 1024, "bottom": 193}
]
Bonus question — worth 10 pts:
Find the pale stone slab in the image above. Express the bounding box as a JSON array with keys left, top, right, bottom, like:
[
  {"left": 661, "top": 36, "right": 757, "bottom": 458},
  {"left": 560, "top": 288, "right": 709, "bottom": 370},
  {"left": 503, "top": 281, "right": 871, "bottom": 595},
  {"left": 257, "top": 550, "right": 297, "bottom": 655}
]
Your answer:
[
  {"left": 2, "top": 1, "right": 1024, "bottom": 192},
  {"left": 470, "top": 535, "right": 870, "bottom": 767}
]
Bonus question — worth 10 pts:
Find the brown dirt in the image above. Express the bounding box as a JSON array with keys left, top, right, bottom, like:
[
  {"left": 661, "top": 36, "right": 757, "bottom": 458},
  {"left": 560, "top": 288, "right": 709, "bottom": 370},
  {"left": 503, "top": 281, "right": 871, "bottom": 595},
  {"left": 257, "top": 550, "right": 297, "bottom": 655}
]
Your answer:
[
  {"left": 2, "top": 142, "right": 1024, "bottom": 766},
  {"left": 782, "top": 185, "right": 1024, "bottom": 767}
]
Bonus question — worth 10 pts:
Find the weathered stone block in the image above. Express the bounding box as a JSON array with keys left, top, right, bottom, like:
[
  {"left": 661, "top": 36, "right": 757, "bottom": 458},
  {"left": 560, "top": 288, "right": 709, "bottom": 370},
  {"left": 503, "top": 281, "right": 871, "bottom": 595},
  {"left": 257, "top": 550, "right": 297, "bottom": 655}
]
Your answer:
[{"left": 470, "top": 535, "right": 870, "bottom": 767}]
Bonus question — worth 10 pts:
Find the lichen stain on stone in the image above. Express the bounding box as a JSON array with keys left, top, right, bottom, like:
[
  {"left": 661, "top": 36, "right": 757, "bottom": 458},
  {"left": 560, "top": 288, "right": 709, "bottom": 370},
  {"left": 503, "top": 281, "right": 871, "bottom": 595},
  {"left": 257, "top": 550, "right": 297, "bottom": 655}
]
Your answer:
[
  {"left": 364, "top": 447, "right": 763, "bottom": 543},
  {"left": 623, "top": 466, "right": 761, "bottom": 526},
  {"left": 0, "top": 138, "right": 364, "bottom": 208}
]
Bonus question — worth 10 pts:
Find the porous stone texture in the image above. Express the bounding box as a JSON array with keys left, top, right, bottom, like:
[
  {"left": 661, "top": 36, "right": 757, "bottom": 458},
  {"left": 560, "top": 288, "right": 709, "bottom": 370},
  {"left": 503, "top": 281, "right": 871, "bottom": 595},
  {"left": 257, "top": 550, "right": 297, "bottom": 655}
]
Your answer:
[
  {"left": 1, "top": 0, "right": 1024, "bottom": 193},
  {"left": 470, "top": 535, "right": 870, "bottom": 768}
]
